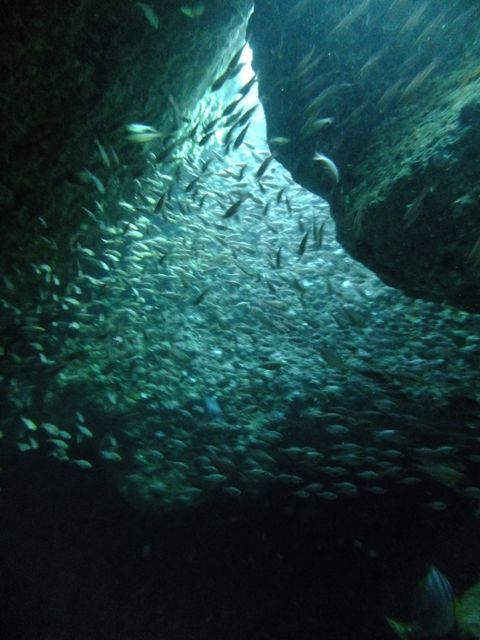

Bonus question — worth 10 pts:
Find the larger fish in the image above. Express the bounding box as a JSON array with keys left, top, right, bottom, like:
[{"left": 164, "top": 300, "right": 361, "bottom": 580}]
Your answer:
[{"left": 387, "top": 566, "right": 456, "bottom": 639}]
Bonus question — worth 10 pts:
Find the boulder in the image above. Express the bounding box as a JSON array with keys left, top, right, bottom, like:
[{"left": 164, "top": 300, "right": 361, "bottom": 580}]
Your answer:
[{"left": 248, "top": 0, "right": 480, "bottom": 310}]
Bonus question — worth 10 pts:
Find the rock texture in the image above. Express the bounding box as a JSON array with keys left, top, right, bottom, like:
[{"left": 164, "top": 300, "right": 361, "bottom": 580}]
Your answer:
[{"left": 248, "top": 0, "right": 480, "bottom": 310}]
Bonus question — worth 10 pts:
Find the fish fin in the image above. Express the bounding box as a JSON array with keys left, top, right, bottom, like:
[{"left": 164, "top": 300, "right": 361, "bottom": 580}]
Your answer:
[{"left": 385, "top": 616, "right": 414, "bottom": 640}]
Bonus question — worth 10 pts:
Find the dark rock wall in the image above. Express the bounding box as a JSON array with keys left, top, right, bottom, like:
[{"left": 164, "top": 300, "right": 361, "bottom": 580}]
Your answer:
[{"left": 249, "top": 0, "right": 480, "bottom": 310}]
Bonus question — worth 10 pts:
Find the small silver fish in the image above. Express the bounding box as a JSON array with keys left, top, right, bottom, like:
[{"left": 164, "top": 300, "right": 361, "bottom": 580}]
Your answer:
[
  {"left": 94, "top": 138, "right": 110, "bottom": 167},
  {"left": 204, "top": 396, "right": 223, "bottom": 418},
  {"left": 298, "top": 231, "right": 309, "bottom": 257},
  {"left": 255, "top": 155, "right": 274, "bottom": 179},
  {"left": 136, "top": 2, "right": 159, "bottom": 29},
  {"left": 222, "top": 197, "right": 246, "bottom": 219},
  {"left": 193, "top": 287, "right": 210, "bottom": 305},
  {"left": 180, "top": 3, "right": 205, "bottom": 18}
]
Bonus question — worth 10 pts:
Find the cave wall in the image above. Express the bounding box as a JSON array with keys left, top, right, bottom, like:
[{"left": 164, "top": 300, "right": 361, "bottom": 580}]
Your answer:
[
  {"left": 248, "top": 0, "right": 480, "bottom": 310},
  {"left": 0, "top": 0, "right": 251, "bottom": 293}
]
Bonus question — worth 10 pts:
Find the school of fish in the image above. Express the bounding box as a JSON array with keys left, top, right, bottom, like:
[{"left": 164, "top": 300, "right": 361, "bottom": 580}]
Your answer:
[{"left": 1, "top": 41, "right": 480, "bottom": 512}]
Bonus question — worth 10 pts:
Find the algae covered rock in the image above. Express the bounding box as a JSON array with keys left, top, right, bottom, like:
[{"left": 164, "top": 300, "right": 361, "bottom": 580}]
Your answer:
[{"left": 248, "top": 0, "right": 480, "bottom": 310}]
